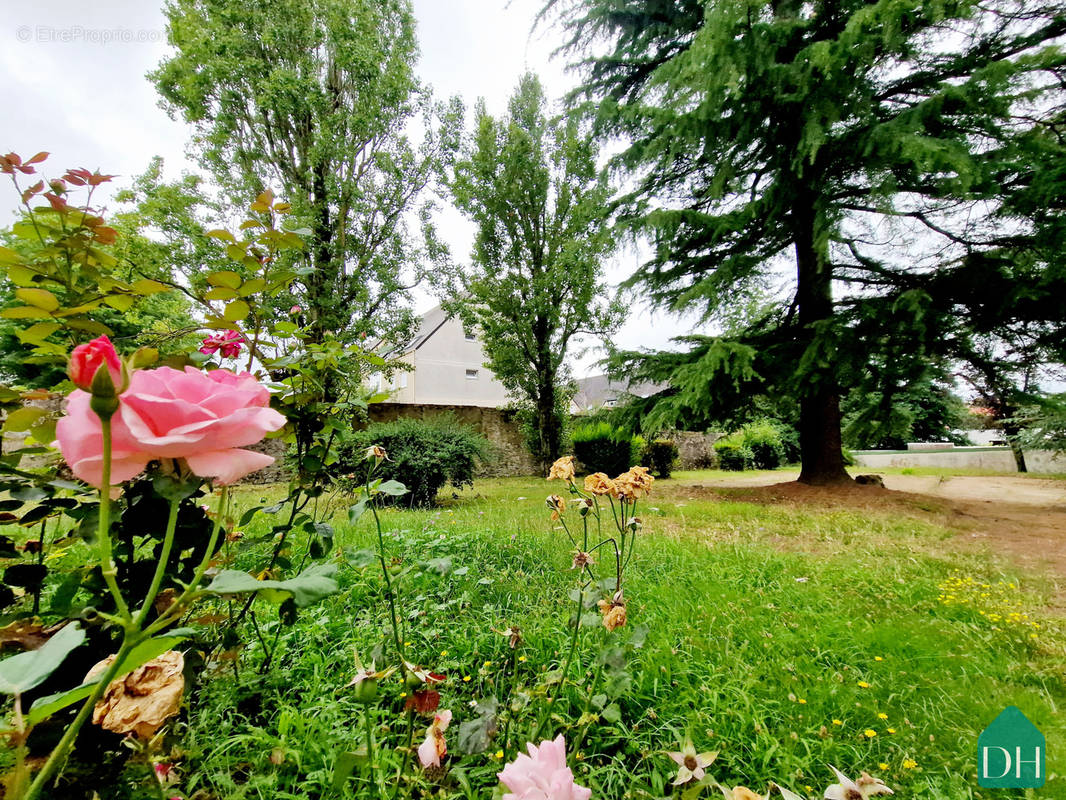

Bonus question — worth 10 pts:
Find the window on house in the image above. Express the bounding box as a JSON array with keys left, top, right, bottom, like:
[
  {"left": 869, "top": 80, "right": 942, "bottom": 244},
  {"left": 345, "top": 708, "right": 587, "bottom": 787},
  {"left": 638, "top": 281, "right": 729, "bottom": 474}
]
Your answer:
[
  {"left": 396, "top": 372, "right": 408, "bottom": 389},
  {"left": 465, "top": 369, "right": 479, "bottom": 380},
  {"left": 464, "top": 331, "right": 476, "bottom": 341}
]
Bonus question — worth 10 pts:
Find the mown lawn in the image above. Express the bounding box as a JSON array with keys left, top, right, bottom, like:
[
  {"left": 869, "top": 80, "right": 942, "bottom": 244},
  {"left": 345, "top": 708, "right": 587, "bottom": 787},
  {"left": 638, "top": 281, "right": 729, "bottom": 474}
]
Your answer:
[{"left": 163, "top": 472, "right": 1066, "bottom": 800}]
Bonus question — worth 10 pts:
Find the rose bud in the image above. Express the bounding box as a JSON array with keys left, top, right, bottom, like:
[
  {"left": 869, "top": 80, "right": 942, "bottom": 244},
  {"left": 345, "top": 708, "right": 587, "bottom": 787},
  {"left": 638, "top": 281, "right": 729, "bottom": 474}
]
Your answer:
[{"left": 68, "top": 336, "right": 127, "bottom": 395}]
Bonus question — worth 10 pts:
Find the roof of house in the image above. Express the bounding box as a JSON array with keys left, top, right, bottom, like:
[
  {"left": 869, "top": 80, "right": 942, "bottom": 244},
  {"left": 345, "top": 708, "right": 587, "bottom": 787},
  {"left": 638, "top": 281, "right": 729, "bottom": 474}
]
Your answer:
[
  {"left": 572, "top": 374, "right": 665, "bottom": 410},
  {"left": 374, "top": 305, "right": 452, "bottom": 358}
]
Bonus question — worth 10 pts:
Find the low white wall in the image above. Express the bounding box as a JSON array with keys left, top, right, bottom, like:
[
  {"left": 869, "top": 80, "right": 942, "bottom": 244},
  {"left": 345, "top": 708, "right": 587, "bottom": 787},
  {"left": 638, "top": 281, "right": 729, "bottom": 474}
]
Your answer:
[
  {"left": 1025, "top": 450, "right": 1066, "bottom": 474},
  {"left": 852, "top": 447, "right": 1066, "bottom": 474}
]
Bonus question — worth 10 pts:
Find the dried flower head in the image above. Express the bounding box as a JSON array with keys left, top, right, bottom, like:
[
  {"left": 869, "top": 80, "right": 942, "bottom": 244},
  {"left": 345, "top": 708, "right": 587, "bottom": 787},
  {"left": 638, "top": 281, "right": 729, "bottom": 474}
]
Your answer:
[
  {"left": 614, "top": 466, "right": 654, "bottom": 502},
  {"left": 86, "top": 650, "right": 184, "bottom": 738},
  {"left": 824, "top": 766, "right": 894, "bottom": 800},
  {"left": 597, "top": 593, "right": 627, "bottom": 632},
  {"left": 583, "top": 472, "right": 617, "bottom": 497},
  {"left": 727, "top": 787, "right": 768, "bottom": 800},
  {"left": 546, "top": 494, "right": 566, "bottom": 521},
  {"left": 571, "top": 550, "right": 594, "bottom": 570},
  {"left": 547, "top": 456, "right": 576, "bottom": 483},
  {"left": 365, "top": 445, "right": 388, "bottom": 461},
  {"left": 502, "top": 625, "right": 523, "bottom": 649}
]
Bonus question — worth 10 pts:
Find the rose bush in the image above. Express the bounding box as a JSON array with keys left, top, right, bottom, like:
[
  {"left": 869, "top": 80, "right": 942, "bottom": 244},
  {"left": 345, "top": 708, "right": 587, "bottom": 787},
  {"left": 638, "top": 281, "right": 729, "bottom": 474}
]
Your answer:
[{"left": 56, "top": 365, "right": 285, "bottom": 487}]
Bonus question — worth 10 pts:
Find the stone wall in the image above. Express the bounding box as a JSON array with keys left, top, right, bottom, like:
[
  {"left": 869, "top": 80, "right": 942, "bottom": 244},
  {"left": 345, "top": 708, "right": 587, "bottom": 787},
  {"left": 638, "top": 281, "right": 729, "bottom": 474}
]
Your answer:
[
  {"left": 367, "top": 402, "right": 539, "bottom": 477},
  {"left": 672, "top": 431, "right": 722, "bottom": 470}
]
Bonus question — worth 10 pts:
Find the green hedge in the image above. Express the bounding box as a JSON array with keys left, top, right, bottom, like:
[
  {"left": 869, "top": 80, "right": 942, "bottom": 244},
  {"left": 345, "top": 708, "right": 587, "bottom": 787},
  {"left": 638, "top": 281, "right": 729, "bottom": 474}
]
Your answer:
[
  {"left": 340, "top": 417, "right": 492, "bottom": 507},
  {"left": 713, "top": 420, "right": 787, "bottom": 471},
  {"left": 571, "top": 421, "right": 644, "bottom": 476},
  {"left": 714, "top": 438, "right": 753, "bottom": 471},
  {"left": 643, "top": 438, "right": 679, "bottom": 478}
]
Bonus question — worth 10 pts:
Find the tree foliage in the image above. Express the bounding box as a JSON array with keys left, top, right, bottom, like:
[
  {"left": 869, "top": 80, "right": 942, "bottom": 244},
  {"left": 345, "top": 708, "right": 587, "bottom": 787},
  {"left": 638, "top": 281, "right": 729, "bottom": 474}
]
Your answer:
[
  {"left": 151, "top": 0, "right": 460, "bottom": 351},
  {"left": 444, "top": 74, "right": 622, "bottom": 466},
  {"left": 542, "top": 0, "right": 1066, "bottom": 484}
]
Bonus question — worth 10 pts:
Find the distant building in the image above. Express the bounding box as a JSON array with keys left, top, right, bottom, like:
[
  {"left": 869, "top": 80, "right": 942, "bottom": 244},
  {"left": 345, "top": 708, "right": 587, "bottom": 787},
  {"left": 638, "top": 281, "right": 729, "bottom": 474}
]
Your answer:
[
  {"left": 368, "top": 305, "right": 511, "bottom": 408},
  {"left": 571, "top": 374, "right": 664, "bottom": 414}
]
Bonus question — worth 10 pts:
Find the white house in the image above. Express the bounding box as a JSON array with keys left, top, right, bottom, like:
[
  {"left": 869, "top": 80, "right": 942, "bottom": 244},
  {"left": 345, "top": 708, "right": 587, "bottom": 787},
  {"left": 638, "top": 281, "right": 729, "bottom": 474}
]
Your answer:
[{"left": 369, "top": 305, "right": 512, "bottom": 408}]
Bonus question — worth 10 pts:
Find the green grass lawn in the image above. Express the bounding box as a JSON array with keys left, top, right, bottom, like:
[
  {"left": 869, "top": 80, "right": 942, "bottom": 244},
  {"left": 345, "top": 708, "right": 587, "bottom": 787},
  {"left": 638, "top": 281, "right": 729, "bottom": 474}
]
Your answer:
[{"left": 159, "top": 473, "right": 1066, "bottom": 800}]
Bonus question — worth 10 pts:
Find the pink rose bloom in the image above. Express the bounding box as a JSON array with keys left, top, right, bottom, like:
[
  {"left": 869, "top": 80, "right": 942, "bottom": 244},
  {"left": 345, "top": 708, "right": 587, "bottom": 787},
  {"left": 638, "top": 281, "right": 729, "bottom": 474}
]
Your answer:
[
  {"left": 68, "top": 335, "right": 124, "bottom": 392},
  {"left": 55, "top": 391, "right": 153, "bottom": 487},
  {"left": 56, "top": 366, "right": 285, "bottom": 487},
  {"left": 200, "top": 329, "right": 244, "bottom": 359},
  {"left": 417, "top": 709, "right": 452, "bottom": 768},
  {"left": 498, "top": 735, "right": 591, "bottom": 800}
]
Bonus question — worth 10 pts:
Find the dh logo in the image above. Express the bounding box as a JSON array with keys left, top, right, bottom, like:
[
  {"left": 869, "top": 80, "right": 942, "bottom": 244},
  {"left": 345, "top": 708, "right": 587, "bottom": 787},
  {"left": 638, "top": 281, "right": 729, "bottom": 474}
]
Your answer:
[{"left": 978, "top": 706, "right": 1045, "bottom": 788}]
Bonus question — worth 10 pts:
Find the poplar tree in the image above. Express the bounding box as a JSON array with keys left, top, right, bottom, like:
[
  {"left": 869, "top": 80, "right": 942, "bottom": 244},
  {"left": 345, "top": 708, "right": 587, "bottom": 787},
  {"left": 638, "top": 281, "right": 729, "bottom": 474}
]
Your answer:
[
  {"left": 151, "top": 0, "right": 459, "bottom": 351},
  {"left": 445, "top": 74, "right": 622, "bottom": 467},
  {"left": 542, "top": 0, "right": 1066, "bottom": 484}
]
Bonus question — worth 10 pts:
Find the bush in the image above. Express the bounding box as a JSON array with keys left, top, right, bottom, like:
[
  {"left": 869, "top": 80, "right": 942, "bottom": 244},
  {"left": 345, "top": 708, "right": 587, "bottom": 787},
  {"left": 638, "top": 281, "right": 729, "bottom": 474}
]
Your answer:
[
  {"left": 741, "top": 419, "right": 787, "bottom": 470},
  {"left": 714, "top": 437, "right": 753, "bottom": 471},
  {"left": 572, "top": 421, "right": 644, "bottom": 476},
  {"left": 342, "top": 416, "right": 492, "bottom": 507},
  {"left": 643, "top": 438, "right": 679, "bottom": 478}
]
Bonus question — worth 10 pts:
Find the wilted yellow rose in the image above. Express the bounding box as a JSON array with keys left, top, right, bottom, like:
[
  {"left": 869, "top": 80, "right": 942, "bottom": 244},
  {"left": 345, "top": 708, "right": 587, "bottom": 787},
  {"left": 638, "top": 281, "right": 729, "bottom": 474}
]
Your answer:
[
  {"left": 614, "top": 465, "right": 654, "bottom": 501},
  {"left": 597, "top": 595, "right": 627, "bottom": 632},
  {"left": 547, "top": 455, "right": 576, "bottom": 482},
  {"left": 583, "top": 472, "right": 617, "bottom": 497}
]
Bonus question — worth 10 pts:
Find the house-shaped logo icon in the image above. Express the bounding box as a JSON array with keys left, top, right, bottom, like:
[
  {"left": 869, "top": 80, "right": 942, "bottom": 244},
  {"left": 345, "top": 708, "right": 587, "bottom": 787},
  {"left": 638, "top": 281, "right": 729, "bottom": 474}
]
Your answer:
[{"left": 978, "top": 706, "right": 1045, "bottom": 788}]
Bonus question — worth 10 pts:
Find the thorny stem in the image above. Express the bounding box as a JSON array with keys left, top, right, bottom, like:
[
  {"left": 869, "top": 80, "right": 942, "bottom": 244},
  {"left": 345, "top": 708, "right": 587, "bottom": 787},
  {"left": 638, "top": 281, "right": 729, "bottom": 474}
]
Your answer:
[
  {"left": 10, "top": 695, "right": 28, "bottom": 799},
  {"left": 364, "top": 706, "right": 380, "bottom": 796},
  {"left": 366, "top": 463, "right": 405, "bottom": 671},
  {"left": 146, "top": 487, "right": 229, "bottom": 637},
  {"left": 98, "top": 419, "right": 131, "bottom": 623},
  {"left": 133, "top": 499, "right": 181, "bottom": 629}
]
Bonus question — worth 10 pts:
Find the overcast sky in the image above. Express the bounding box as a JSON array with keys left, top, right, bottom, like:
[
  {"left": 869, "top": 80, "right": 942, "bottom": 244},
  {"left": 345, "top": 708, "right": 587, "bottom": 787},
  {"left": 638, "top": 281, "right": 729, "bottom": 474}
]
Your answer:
[{"left": 0, "top": 0, "right": 705, "bottom": 378}]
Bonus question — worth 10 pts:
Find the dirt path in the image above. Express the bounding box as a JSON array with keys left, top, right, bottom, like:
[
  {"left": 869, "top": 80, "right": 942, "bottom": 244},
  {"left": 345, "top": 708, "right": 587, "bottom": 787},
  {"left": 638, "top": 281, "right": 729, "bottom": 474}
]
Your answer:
[{"left": 674, "top": 472, "right": 1066, "bottom": 602}]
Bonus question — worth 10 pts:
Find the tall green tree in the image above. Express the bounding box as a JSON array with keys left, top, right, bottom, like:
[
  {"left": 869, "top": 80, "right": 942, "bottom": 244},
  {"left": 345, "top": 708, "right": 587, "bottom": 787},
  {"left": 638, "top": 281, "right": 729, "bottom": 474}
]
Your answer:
[
  {"left": 444, "top": 74, "right": 622, "bottom": 467},
  {"left": 151, "top": 0, "right": 460, "bottom": 356},
  {"left": 542, "top": 0, "right": 1066, "bottom": 484}
]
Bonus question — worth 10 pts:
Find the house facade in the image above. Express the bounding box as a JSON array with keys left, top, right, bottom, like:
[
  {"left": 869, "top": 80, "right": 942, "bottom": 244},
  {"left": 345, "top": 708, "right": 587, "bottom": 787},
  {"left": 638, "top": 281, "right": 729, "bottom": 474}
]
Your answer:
[{"left": 370, "top": 305, "right": 512, "bottom": 408}]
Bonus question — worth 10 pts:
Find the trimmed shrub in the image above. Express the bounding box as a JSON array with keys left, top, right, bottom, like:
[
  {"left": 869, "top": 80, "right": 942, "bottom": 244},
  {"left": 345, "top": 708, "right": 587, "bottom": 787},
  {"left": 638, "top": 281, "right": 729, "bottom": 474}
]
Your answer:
[
  {"left": 341, "top": 416, "right": 492, "bottom": 507},
  {"left": 643, "top": 438, "right": 679, "bottom": 478},
  {"left": 741, "top": 420, "right": 787, "bottom": 470},
  {"left": 572, "top": 421, "right": 644, "bottom": 476},
  {"left": 714, "top": 437, "right": 753, "bottom": 471}
]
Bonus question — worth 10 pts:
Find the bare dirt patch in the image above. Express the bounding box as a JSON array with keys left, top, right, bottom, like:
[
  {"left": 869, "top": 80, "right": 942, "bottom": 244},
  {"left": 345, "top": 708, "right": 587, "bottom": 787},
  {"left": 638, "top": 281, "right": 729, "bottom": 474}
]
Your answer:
[{"left": 671, "top": 473, "right": 1066, "bottom": 605}]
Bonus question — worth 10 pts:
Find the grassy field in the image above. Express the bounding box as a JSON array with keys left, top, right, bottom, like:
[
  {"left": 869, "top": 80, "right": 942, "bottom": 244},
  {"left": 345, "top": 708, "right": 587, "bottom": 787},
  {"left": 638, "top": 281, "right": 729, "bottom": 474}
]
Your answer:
[{"left": 153, "top": 472, "right": 1066, "bottom": 800}]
